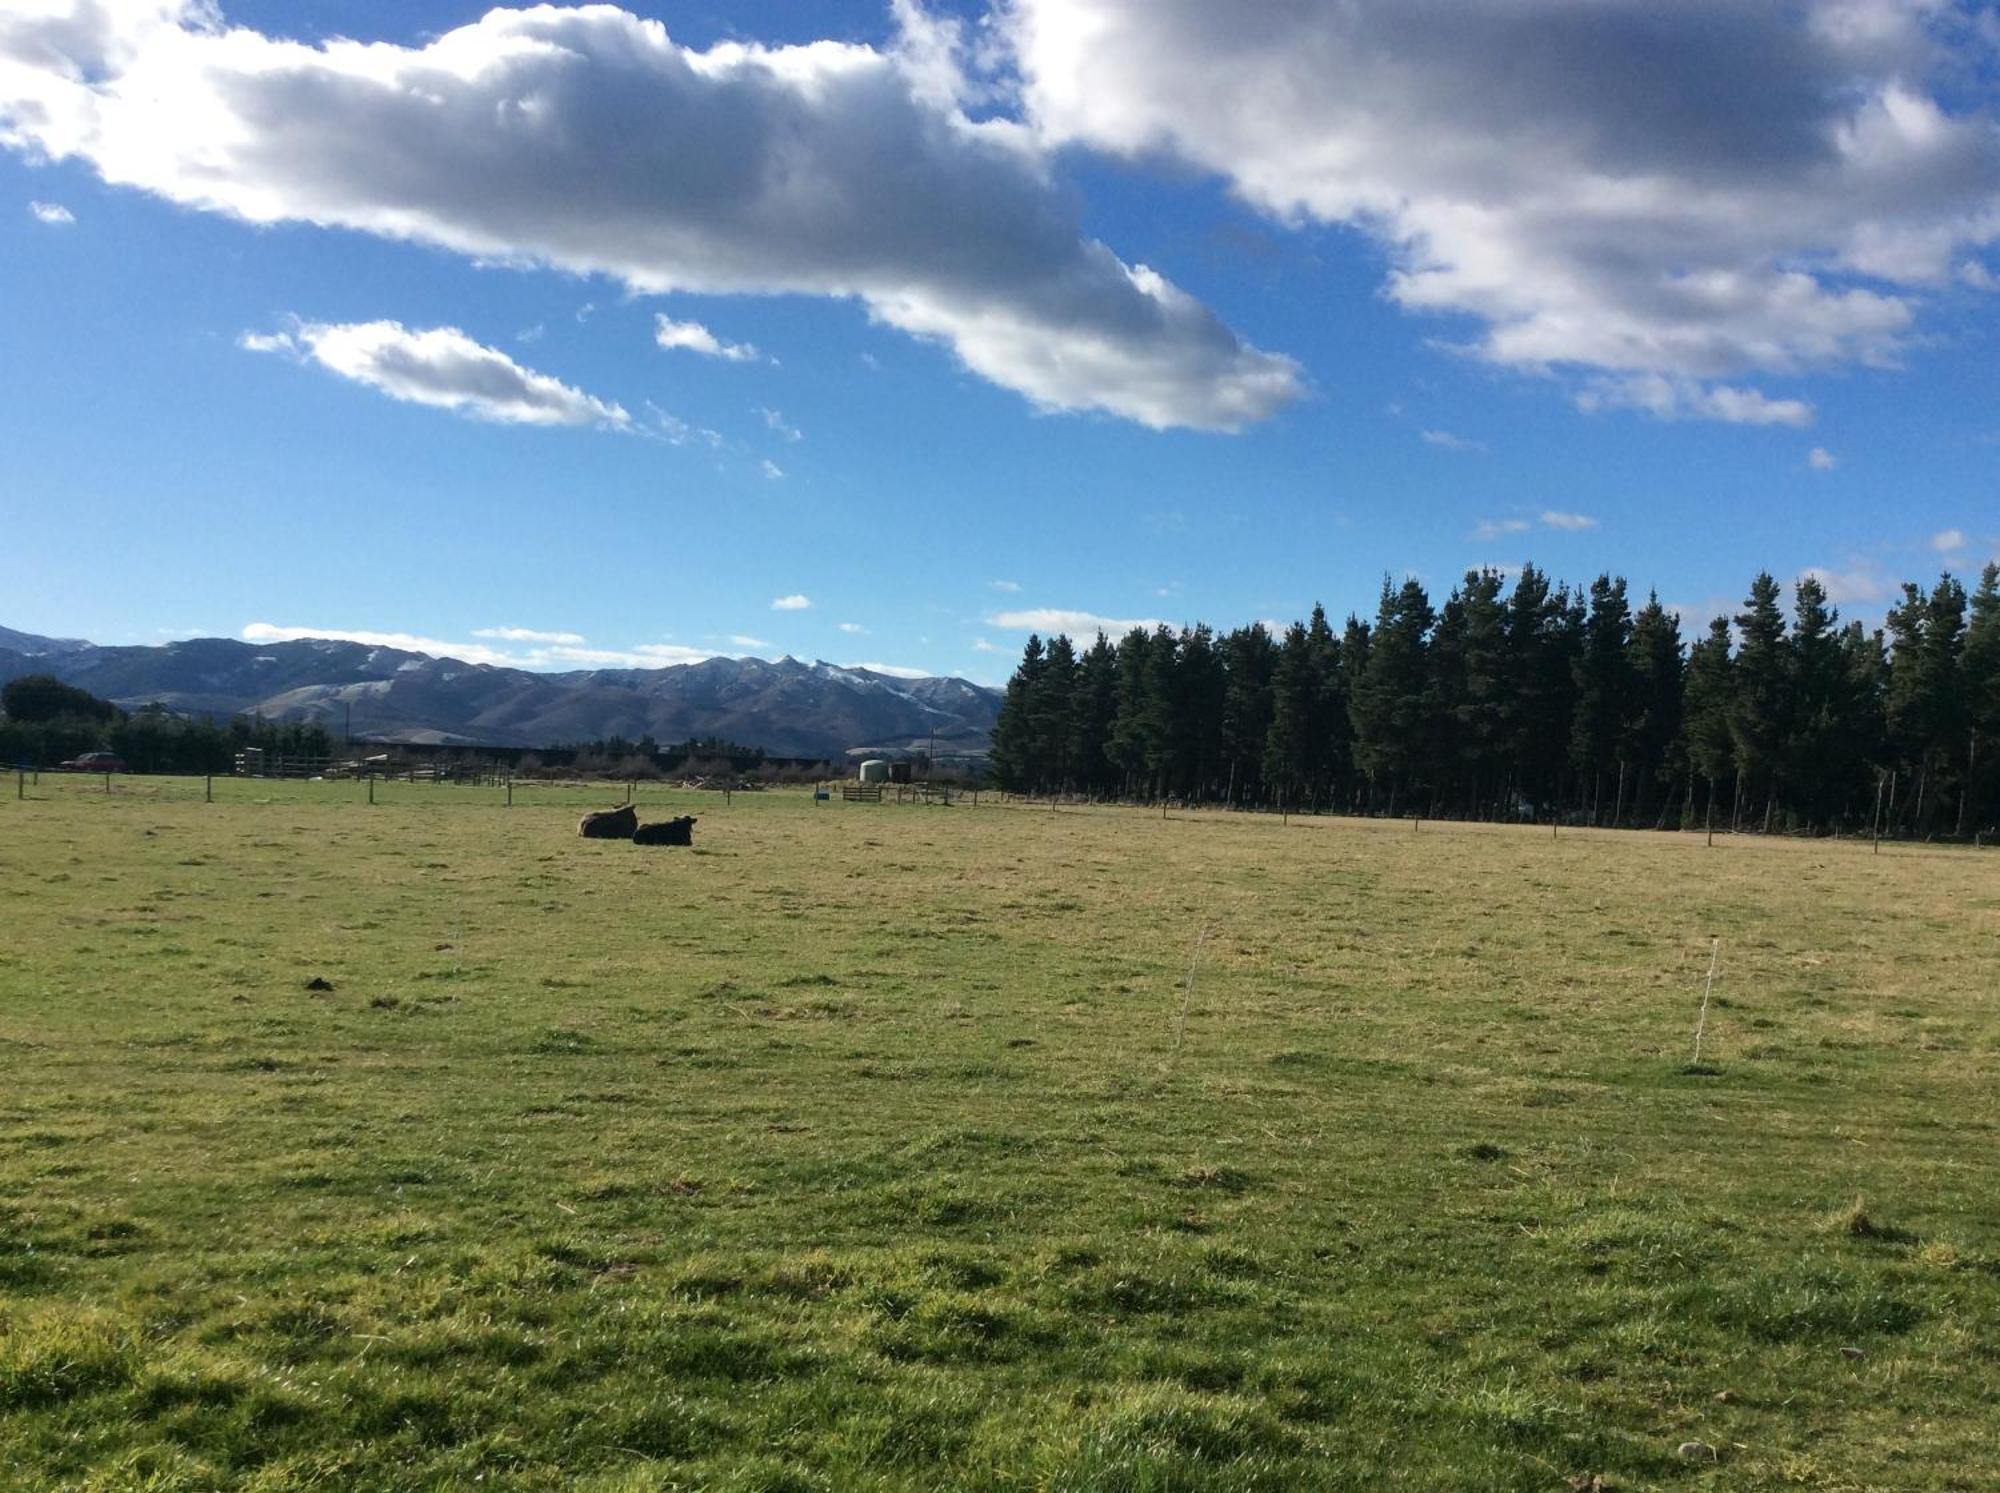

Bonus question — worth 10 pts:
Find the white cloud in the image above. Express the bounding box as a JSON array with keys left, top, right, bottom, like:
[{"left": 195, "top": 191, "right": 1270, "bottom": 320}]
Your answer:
[
  {"left": 727, "top": 633, "right": 773, "bottom": 649},
  {"left": 1009, "top": 0, "right": 1997, "bottom": 420},
  {"left": 989, "top": 579, "right": 1022, "bottom": 592},
  {"left": 1539, "top": 510, "right": 1599, "bottom": 532},
  {"left": 1932, "top": 528, "right": 1968, "bottom": 553},
  {"left": 971, "top": 637, "right": 1002, "bottom": 652},
  {"left": 1801, "top": 565, "right": 1893, "bottom": 605},
  {"left": 27, "top": 200, "right": 72, "bottom": 224},
  {"left": 241, "top": 321, "right": 629, "bottom": 428},
  {"left": 1578, "top": 375, "right": 1814, "bottom": 427},
  {"left": 759, "top": 458, "right": 785, "bottom": 480},
  {"left": 758, "top": 406, "right": 802, "bottom": 442},
  {"left": 655, "top": 315, "right": 759, "bottom": 362},
  {"left": 241, "top": 621, "right": 723, "bottom": 670},
  {"left": 648, "top": 405, "right": 723, "bottom": 447},
  {"left": 988, "top": 607, "right": 1166, "bottom": 635},
  {"left": 1420, "top": 428, "right": 1483, "bottom": 452},
  {"left": 846, "top": 660, "right": 930, "bottom": 679},
  {"left": 838, "top": 621, "right": 868, "bottom": 635},
  {"left": 1808, "top": 446, "right": 1840, "bottom": 471},
  {"left": 0, "top": 3, "right": 1297, "bottom": 431},
  {"left": 771, "top": 593, "right": 812, "bottom": 611},
  {"left": 472, "top": 626, "right": 587, "bottom": 644},
  {"left": 241, "top": 622, "right": 719, "bottom": 670},
  {"left": 1474, "top": 510, "right": 1599, "bottom": 540},
  {"left": 236, "top": 331, "right": 293, "bottom": 355}
]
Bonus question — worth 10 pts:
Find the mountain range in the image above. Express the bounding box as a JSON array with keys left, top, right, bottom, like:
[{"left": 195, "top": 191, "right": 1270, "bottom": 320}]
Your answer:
[{"left": 0, "top": 627, "right": 1001, "bottom": 757}]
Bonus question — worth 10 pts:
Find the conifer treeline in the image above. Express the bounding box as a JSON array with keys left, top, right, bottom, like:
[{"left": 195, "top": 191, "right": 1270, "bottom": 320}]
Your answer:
[{"left": 987, "top": 564, "right": 2000, "bottom": 838}]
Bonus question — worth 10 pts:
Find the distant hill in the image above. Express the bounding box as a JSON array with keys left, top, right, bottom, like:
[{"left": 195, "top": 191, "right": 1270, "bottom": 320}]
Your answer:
[
  {"left": 0, "top": 630, "right": 1001, "bottom": 756},
  {"left": 0, "top": 624, "right": 93, "bottom": 656}
]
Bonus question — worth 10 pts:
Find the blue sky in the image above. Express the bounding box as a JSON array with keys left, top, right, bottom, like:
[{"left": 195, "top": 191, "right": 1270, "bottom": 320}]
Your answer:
[{"left": 2, "top": 1, "right": 1996, "bottom": 682}]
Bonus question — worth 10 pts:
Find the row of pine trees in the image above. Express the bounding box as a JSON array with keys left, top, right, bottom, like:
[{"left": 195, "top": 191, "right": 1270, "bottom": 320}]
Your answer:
[{"left": 987, "top": 563, "right": 2000, "bottom": 838}]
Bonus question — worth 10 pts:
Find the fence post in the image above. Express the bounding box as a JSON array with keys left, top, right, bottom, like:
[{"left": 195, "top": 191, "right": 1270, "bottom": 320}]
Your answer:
[
  {"left": 506, "top": 776, "right": 513, "bottom": 808},
  {"left": 368, "top": 775, "right": 375, "bottom": 806},
  {"left": 104, "top": 771, "right": 112, "bottom": 795},
  {"left": 15, "top": 768, "right": 22, "bottom": 800},
  {"left": 205, "top": 774, "right": 213, "bottom": 803}
]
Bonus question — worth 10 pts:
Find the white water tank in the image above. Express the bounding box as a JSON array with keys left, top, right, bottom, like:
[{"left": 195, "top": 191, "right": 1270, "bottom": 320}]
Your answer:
[{"left": 858, "top": 759, "right": 890, "bottom": 784}]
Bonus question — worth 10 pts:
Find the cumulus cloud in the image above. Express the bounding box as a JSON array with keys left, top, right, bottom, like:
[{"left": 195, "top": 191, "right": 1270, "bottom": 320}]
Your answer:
[
  {"left": 1008, "top": 0, "right": 2000, "bottom": 422},
  {"left": 1932, "top": 528, "right": 1968, "bottom": 553},
  {"left": 241, "top": 321, "right": 629, "bottom": 428},
  {"left": 988, "top": 607, "right": 1167, "bottom": 635},
  {"left": 655, "top": 315, "right": 759, "bottom": 362},
  {"left": 1420, "top": 428, "right": 1483, "bottom": 452},
  {"left": 838, "top": 621, "right": 868, "bottom": 634},
  {"left": 240, "top": 622, "right": 720, "bottom": 670},
  {"left": 27, "top": 199, "right": 72, "bottom": 223},
  {"left": 0, "top": 2, "right": 1296, "bottom": 431},
  {"left": 726, "top": 633, "right": 772, "bottom": 649},
  {"left": 771, "top": 593, "right": 811, "bottom": 611},
  {"left": 1809, "top": 446, "right": 1841, "bottom": 471}
]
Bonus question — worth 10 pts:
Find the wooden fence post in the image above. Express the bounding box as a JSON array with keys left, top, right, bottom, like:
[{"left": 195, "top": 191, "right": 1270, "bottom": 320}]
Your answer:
[{"left": 205, "top": 774, "right": 213, "bottom": 803}]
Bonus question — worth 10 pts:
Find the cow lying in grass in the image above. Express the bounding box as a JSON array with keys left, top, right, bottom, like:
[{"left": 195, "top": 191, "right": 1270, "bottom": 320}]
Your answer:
[
  {"left": 577, "top": 803, "right": 638, "bottom": 839},
  {"left": 632, "top": 815, "right": 697, "bottom": 846}
]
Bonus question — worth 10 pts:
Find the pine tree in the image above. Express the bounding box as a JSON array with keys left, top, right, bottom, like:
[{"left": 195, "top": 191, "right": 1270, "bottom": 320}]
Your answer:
[
  {"left": 1683, "top": 616, "right": 1735, "bottom": 834},
  {"left": 1071, "top": 633, "right": 1120, "bottom": 799},
  {"left": 1885, "top": 576, "right": 1967, "bottom": 834},
  {"left": 1302, "top": 603, "right": 1351, "bottom": 811},
  {"left": 1962, "top": 565, "right": 2000, "bottom": 836},
  {"left": 1504, "top": 565, "right": 1578, "bottom": 818},
  {"left": 1729, "top": 573, "right": 1790, "bottom": 830},
  {"left": 1622, "top": 592, "right": 1683, "bottom": 826},
  {"left": 1105, "top": 628, "right": 1156, "bottom": 798},
  {"left": 1569, "top": 574, "right": 1634, "bottom": 824},
  {"left": 1786, "top": 576, "right": 1869, "bottom": 829},
  {"left": 989, "top": 634, "right": 1046, "bottom": 791},
  {"left": 1351, "top": 576, "right": 1434, "bottom": 814},
  {"left": 1170, "top": 625, "right": 1226, "bottom": 800},
  {"left": 1029, "top": 634, "right": 1080, "bottom": 792},
  {"left": 1219, "top": 625, "right": 1277, "bottom": 805},
  {"left": 1263, "top": 621, "right": 1311, "bottom": 809}
]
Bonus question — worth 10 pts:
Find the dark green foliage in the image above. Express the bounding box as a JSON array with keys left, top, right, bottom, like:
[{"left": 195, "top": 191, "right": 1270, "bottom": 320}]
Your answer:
[
  {"left": 1, "top": 674, "right": 117, "bottom": 724},
  {"left": 0, "top": 685, "right": 331, "bottom": 775},
  {"left": 989, "top": 563, "right": 2000, "bottom": 837}
]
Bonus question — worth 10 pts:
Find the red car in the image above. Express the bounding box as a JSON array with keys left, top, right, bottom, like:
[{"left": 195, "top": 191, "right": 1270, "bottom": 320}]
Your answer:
[{"left": 59, "top": 751, "right": 127, "bottom": 773}]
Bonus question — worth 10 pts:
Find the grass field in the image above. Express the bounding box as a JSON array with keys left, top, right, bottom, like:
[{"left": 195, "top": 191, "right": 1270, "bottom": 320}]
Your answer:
[{"left": 2, "top": 775, "right": 1997, "bottom": 1491}]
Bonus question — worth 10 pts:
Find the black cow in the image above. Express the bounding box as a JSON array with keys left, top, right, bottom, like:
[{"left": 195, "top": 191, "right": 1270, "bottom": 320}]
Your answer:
[
  {"left": 632, "top": 815, "right": 697, "bottom": 846},
  {"left": 577, "top": 803, "right": 639, "bottom": 839}
]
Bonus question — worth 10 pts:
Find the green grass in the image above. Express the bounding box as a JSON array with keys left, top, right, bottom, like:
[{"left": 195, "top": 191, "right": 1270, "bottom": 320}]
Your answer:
[{"left": 2, "top": 774, "right": 1997, "bottom": 1490}]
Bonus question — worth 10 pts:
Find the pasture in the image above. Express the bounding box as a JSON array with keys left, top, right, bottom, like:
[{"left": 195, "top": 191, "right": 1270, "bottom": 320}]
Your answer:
[{"left": 1, "top": 776, "right": 1996, "bottom": 1490}]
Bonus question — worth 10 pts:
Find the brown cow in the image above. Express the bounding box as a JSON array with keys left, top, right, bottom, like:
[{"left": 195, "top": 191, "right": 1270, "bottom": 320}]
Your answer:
[{"left": 577, "top": 803, "right": 639, "bottom": 839}]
